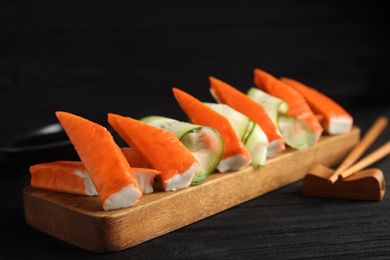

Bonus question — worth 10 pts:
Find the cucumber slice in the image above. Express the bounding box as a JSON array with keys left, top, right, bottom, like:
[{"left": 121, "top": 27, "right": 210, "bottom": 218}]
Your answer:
[
  {"left": 277, "top": 114, "right": 315, "bottom": 150},
  {"left": 204, "top": 102, "right": 250, "bottom": 140},
  {"left": 140, "top": 115, "right": 224, "bottom": 185},
  {"left": 242, "top": 121, "right": 268, "bottom": 167},
  {"left": 205, "top": 102, "right": 269, "bottom": 166},
  {"left": 247, "top": 87, "right": 313, "bottom": 151},
  {"left": 247, "top": 87, "right": 288, "bottom": 125}
]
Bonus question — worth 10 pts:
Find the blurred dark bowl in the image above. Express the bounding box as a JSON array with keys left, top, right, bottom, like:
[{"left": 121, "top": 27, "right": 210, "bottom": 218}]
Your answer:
[{"left": 0, "top": 123, "right": 80, "bottom": 168}]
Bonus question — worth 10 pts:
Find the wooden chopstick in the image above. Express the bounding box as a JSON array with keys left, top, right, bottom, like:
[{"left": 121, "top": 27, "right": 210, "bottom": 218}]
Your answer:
[
  {"left": 328, "top": 116, "right": 388, "bottom": 183},
  {"left": 338, "top": 140, "right": 390, "bottom": 180}
]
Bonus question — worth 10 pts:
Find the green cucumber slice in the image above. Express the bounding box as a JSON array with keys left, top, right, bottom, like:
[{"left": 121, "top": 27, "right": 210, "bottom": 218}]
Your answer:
[
  {"left": 247, "top": 87, "right": 289, "bottom": 125},
  {"left": 205, "top": 102, "right": 269, "bottom": 166},
  {"left": 242, "top": 121, "right": 268, "bottom": 167},
  {"left": 140, "top": 115, "right": 224, "bottom": 185},
  {"left": 248, "top": 87, "right": 314, "bottom": 151},
  {"left": 277, "top": 114, "right": 315, "bottom": 150},
  {"left": 204, "top": 102, "right": 250, "bottom": 140}
]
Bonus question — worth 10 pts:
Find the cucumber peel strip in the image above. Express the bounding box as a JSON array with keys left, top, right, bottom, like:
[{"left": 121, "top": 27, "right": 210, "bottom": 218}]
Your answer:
[
  {"left": 204, "top": 102, "right": 250, "bottom": 140},
  {"left": 205, "top": 102, "right": 268, "bottom": 167},
  {"left": 243, "top": 121, "right": 268, "bottom": 167},
  {"left": 247, "top": 87, "right": 314, "bottom": 150},
  {"left": 277, "top": 114, "right": 315, "bottom": 150},
  {"left": 246, "top": 87, "right": 288, "bottom": 126}
]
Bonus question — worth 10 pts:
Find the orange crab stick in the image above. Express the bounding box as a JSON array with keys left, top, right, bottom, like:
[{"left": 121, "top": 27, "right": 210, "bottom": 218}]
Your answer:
[
  {"left": 280, "top": 77, "right": 353, "bottom": 135},
  {"left": 253, "top": 68, "right": 324, "bottom": 142},
  {"left": 208, "top": 76, "right": 285, "bottom": 158},
  {"left": 55, "top": 111, "right": 142, "bottom": 211},
  {"left": 107, "top": 113, "right": 199, "bottom": 192},
  {"left": 132, "top": 168, "right": 161, "bottom": 194},
  {"left": 29, "top": 161, "right": 160, "bottom": 194},
  {"left": 121, "top": 148, "right": 162, "bottom": 193},
  {"left": 121, "top": 147, "right": 149, "bottom": 168},
  {"left": 172, "top": 87, "right": 252, "bottom": 172},
  {"left": 30, "top": 161, "right": 97, "bottom": 196}
]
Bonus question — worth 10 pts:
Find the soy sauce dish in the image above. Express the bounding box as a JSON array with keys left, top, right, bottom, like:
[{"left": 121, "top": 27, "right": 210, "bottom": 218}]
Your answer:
[{"left": 0, "top": 123, "right": 80, "bottom": 168}]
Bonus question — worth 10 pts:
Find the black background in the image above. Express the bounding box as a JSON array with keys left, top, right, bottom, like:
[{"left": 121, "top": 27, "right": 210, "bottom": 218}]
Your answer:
[
  {"left": 1, "top": 2, "right": 390, "bottom": 259},
  {"left": 1, "top": 1, "right": 389, "bottom": 143}
]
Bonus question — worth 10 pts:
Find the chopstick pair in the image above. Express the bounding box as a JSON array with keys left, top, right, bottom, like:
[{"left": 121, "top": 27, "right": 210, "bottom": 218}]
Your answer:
[
  {"left": 328, "top": 116, "right": 389, "bottom": 183},
  {"left": 302, "top": 116, "right": 389, "bottom": 201}
]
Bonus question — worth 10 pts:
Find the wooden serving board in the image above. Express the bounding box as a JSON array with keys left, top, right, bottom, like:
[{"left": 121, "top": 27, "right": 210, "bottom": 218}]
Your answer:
[{"left": 23, "top": 127, "right": 360, "bottom": 253}]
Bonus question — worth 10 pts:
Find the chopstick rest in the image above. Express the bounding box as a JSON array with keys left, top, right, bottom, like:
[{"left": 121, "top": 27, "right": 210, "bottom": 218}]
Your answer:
[
  {"left": 302, "top": 141, "right": 390, "bottom": 201},
  {"left": 302, "top": 164, "right": 385, "bottom": 201},
  {"left": 302, "top": 116, "right": 389, "bottom": 201}
]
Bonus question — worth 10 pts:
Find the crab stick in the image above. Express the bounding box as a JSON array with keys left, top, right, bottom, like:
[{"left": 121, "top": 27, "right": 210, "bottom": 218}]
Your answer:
[
  {"left": 107, "top": 113, "right": 199, "bottom": 192},
  {"left": 55, "top": 111, "right": 142, "bottom": 211},
  {"left": 29, "top": 161, "right": 159, "bottom": 194},
  {"left": 121, "top": 147, "right": 150, "bottom": 168},
  {"left": 30, "top": 161, "right": 97, "bottom": 196},
  {"left": 208, "top": 76, "right": 285, "bottom": 158},
  {"left": 253, "top": 68, "right": 324, "bottom": 142},
  {"left": 204, "top": 102, "right": 269, "bottom": 167},
  {"left": 132, "top": 168, "right": 161, "bottom": 194},
  {"left": 280, "top": 77, "right": 353, "bottom": 135},
  {"left": 172, "top": 87, "right": 252, "bottom": 172},
  {"left": 140, "top": 115, "right": 224, "bottom": 185}
]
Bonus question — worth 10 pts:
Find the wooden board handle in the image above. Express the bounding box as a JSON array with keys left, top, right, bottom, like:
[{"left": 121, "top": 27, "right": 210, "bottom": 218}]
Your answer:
[
  {"left": 339, "top": 140, "right": 390, "bottom": 179},
  {"left": 328, "top": 116, "right": 388, "bottom": 183}
]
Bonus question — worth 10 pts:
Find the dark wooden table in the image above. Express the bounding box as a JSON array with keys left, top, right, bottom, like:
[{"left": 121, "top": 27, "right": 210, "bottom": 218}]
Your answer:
[{"left": 1, "top": 2, "right": 389, "bottom": 259}]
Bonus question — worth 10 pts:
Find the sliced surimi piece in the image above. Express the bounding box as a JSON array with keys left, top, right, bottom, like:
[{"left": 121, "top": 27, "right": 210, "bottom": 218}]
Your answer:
[
  {"left": 29, "top": 161, "right": 97, "bottom": 196},
  {"left": 253, "top": 68, "right": 323, "bottom": 142},
  {"left": 121, "top": 147, "right": 150, "bottom": 168},
  {"left": 30, "top": 160, "right": 160, "bottom": 194},
  {"left": 208, "top": 76, "right": 285, "bottom": 158},
  {"left": 132, "top": 167, "right": 161, "bottom": 194},
  {"left": 140, "top": 115, "right": 224, "bottom": 185},
  {"left": 280, "top": 77, "right": 353, "bottom": 135},
  {"left": 55, "top": 111, "right": 142, "bottom": 211},
  {"left": 172, "top": 87, "right": 252, "bottom": 172},
  {"left": 205, "top": 102, "right": 268, "bottom": 167},
  {"left": 108, "top": 113, "right": 199, "bottom": 192}
]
